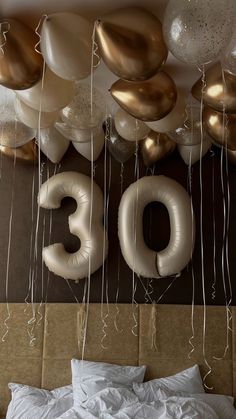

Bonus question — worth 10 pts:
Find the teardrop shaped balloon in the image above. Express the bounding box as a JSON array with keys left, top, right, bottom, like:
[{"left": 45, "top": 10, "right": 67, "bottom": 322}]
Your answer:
[
  {"left": 0, "top": 19, "right": 43, "bottom": 90},
  {"left": 16, "top": 67, "right": 75, "bottom": 112},
  {"left": 96, "top": 7, "right": 168, "bottom": 81},
  {"left": 55, "top": 122, "right": 101, "bottom": 143},
  {"left": 192, "top": 62, "right": 236, "bottom": 113},
  {"left": 141, "top": 131, "right": 176, "bottom": 167},
  {"left": 73, "top": 128, "right": 104, "bottom": 161},
  {"left": 40, "top": 13, "right": 93, "bottom": 80},
  {"left": 110, "top": 72, "right": 177, "bottom": 122},
  {"left": 36, "top": 126, "right": 70, "bottom": 163},
  {"left": 178, "top": 138, "right": 211, "bottom": 166},
  {"left": 0, "top": 140, "right": 38, "bottom": 163},
  {"left": 227, "top": 149, "right": 236, "bottom": 164},
  {"left": 15, "top": 98, "right": 59, "bottom": 129},
  {"left": 203, "top": 107, "right": 236, "bottom": 150}
]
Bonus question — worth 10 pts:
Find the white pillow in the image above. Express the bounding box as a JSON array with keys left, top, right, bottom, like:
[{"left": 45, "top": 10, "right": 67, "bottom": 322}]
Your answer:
[
  {"left": 6, "top": 383, "right": 73, "bottom": 419},
  {"left": 71, "top": 359, "right": 146, "bottom": 408},
  {"left": 133, "top": 365, "right": 204, "bottom": 401}
]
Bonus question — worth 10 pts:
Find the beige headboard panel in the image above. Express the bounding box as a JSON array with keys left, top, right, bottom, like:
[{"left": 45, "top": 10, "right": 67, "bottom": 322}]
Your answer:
[{"left": 0, "top": 303, "right": 234, "bottom": 417}]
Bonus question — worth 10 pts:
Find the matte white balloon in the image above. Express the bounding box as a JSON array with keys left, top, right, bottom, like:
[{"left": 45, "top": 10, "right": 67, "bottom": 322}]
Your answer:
[
  {"left": 73, "top": 128, "right": 104, "bottom": 161},
  {"left": 55, "top": 121, "right": 102, "bottom": 143},
  {"left": 163, "top": 0, "right": 234, "bottom": 66},
  {"left": 15, "top": 67, "right": 75, "bottom": 112},
  {"left": 38, "top": 171, "right": 108, "bottom": 281},
  {"left": 114, "top": 108, "right": 150, "bottom": 142},
  {"left": 40, "top": 13, "right": 93, "bottom": 80},
  {"left": 118, "top": 176, "right": 195, "bottom": 278},
  {"left": 36, "top": 126, "right": 70, "bottom": 163},
  {"left": 178, "top": 138, "right": 212, "bottom": 165},
  {"left": 15, "top": 98, "right": 59, "bottom": 129}
]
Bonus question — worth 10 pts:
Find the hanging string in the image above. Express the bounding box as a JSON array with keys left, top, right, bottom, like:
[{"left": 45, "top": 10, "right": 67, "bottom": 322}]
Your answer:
[
  {"left": 211, "top": 149, "right": 217, "bottom": 300},
  {"left": 0, "top": 21, "right": 10, "bottom": 56},
  {"left": 34, "top": 15, "right": 48, "bottom": 54}
]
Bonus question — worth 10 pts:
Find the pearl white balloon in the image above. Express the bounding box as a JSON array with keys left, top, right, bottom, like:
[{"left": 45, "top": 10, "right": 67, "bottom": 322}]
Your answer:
[
  {"left": 40, "top": 13, "right": 93, "bottom": 80},
  {"left": 178, "top": 138, "right": 212, "bottom": 165},
  {"left": 15, "top": 98, "right": 59, "bottom": 129},
  {"left": 55, "top": 121, "right": 102, "bottom": 143},
  {"left": 163, "top": 0, "right": 234, "bottom": 66},
  {"left": 114, "top": 108, "right": 150, "bottom": 142},
  {"left": 36, "top": 126, "right": 70, "bottom": 163},
  {"left": 15, "top": 67, "right": 75, "bottom": 112},
  {"left": 73, "top": 128, "right": 104, "bottom": 161}
]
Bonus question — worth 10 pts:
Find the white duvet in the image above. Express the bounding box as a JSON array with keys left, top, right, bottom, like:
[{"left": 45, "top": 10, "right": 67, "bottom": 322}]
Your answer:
[{"left": 56, "top": 387, "right": 221, "bottom": 419}]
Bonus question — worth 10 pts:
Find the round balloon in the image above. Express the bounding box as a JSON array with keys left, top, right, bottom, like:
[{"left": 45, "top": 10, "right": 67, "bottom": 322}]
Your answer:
[
  {"left": 105, "top": 117, "right": 136, "bottom": 163},
  {"left": 114, "top": 109, "right": 150, "bottom": 142},
  {"left": 15, "top": 98, "right": 59, "bottom": 129},
  {"left": 0, "top": 19, "right": 43, "bottom": 89},
  {"left": 141, "top": 131, "right": 176, "bottom": 167},
  {"left": 40, "top": 13, "right": 93, "bottom": 80},
  {"left": 16, "top": 67, "right": 75, "bottom": 113},
  {"left": 36, "top": 126, "right": 70, "bottom": 163},
  {"left": 221, "top": 29, "right": 236, "bottom": 75},
  {"left": 163, "top": 0, "right": 234, "bottom": 66},
  {"left": 0, "top": 140, "right": 38, "bottom": 163},
  {"left": 55, "top": 121, "right": 102, "bottom": 143}
]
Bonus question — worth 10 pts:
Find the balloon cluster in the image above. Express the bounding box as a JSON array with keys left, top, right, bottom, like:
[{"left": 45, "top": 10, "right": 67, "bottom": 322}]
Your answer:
[{"left": 0, "top": 2, "right": 236, "bottom": 166}]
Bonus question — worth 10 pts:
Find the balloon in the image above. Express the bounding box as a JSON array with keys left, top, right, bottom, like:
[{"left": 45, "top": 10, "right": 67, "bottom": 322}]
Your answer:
[
  {"left": 0, "top": 19, "right": 43, "bottom": 90},
  {"left": 178, "top": 138, "right": 212, "bottom": 166},
  {"left": 168, "top": 105, "right": 212, "bottom": 146},
  {"left": 0, "top": 140, "right": 37, "bottom": 163},
  {"left": 163, "top": 0, "right": 234, "bottom": 66},
  {"left": 203, "top": 107, "right": 236, "bottom": 150},
  {"left": 227, "top": 149, "right": 236, "bottom": 164},
  {"left": 73, "top": 128, "right": 104, "bottom": 161},
  {"left": 40, "top": 13, "right": 93, "bottom": 80},
  {"left": 55, "top": 122, "right": 101, "bottom": 143},
  {"left": 61, "top": 83, "right": 107, "bottom": 130},
  {"left": 114, "top": 109, "right": 150, "bottom": 142},
  {"left": 221, "top": 28, "right": 236, "bottom": 75},
  {"left": 0, "top": 95, "right": 36, "bottom": 148},
  {"left": 38, "top": 171, "right": 108, "bottom": 280},
  {"left": 15, "top": 67, "right": 75, "bottom": 113},
  {"left": 96, "top": 7, "right": 168, "bottom": 81},
  {"left": 110, "top": 72, "right": 177, "bottom": 122},
  {"left": 15, "top": 98, "right": 59, "bottom": 129},
  {"left": 141, "top": 131, "right": 176, "bottom": 167},
  {"left": 105, "top": 117, "right": 136, "bottom": 163},
  {"left": 118, "top": 176, "right": 195, "bottom": 278},
  {"left": 36, "top": 126, "right": 70, "bottom": 163},
  {"left": 146, "top": 90, "right": 187, "bottom": 133},
  {"left": 192, "top": 62, "right": 236, "bottom": 113}
]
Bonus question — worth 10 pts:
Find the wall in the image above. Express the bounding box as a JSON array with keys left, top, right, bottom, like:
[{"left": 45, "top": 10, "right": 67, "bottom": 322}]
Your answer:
[{"left": 0, "top": 143, "right": 235, "bottom": 305}]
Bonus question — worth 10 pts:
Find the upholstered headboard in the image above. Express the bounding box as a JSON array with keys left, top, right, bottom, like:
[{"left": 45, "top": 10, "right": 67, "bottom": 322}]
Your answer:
[{"left": 0, "top": 303, "right": 234, "bottom": 417}]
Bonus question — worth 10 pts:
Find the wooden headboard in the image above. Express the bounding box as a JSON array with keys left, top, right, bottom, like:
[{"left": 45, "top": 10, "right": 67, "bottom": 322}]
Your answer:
[{"left": 0, "top": 303, "right": 234, "bottom": 417}]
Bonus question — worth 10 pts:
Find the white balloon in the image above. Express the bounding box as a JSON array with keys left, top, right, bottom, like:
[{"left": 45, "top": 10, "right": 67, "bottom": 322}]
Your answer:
[
  {"left": 73, "top": 128, "right": 104, "bottom": 161},
  {"left": 36, "top": 126, "right": 70, "bottom": 163},
  {"left": 40, "top": 13, "right": 93, "bottom": 80},
  {"left": 38, "top": 171, "right": 108, "bottom": 281},
  {"left": 15, "top": 98, "right": 59, "bottom": 129},
  {"left": 114, "top": 108, "right": 150, "bottom": 142},
  {"left": 55, "top": 121, "right": 102, "bottom": 143},
  {"left": 118, "top": 176, "right": 195, "bottom": 278},
  {"left": 15, "top": 67, "right": 75, "bottom": 112},
  {"left": 178, "top": 138, "right": 212, "bottom": 165}
]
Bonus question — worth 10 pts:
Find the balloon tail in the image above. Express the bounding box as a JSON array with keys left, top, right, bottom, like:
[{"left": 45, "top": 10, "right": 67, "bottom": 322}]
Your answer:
[
  {"left": 34, "top": 15, "right": 48, "bottom": 54},
  {"left": 0, "top": 21, "right": 10, "bottom": 56}
]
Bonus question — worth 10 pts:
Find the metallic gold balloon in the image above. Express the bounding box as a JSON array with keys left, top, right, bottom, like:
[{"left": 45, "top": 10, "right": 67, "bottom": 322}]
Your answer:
[
  {"left": 227, "top": 149, "right": 236, "bottom": 164},
  {"left": 141, "top": 131, "right": 176, "bottom": 166},
  {"left": 192, "top": 62, "right": 236, "bottom": 113},
  {"left": 96, "top": 7, "right": 168, "bottom": 81},
  {"left": 0, "top": 19, "right": 43, "bottom": 90},
  {"left": 110, "top": 72, "right": 177, "bottom": 122},
  {"left": 203, "top": 107, "right": 236, "bottom": 150},
  {"left": 0, "top": 140, "right": 38, "bottom": 163}
]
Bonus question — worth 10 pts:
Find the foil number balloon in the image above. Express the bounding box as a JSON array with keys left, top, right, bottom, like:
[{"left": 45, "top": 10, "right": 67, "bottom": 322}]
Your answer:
[
  {"left": 118, "top": 176, "right": 195, "bottom": 278},
  {"left": 38, "top": 172, "right": 108, "bottom": 281}
]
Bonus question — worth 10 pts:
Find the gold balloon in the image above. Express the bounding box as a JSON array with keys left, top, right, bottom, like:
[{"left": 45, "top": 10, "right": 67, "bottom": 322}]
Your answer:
[
  {"left": 227, "top": 149, "right": 236, "bottom": 164},
  {"left": 141, "top": 131, "right": 176, "bottom": 166},
  {"left": 0, "top": 19, "right": 43, "bottom": 90},
  {"left": 110, "top": 72, "right": 177, "bottom": 122},
  {"left": 0, "top": 140, "right": 38, "bottom": 163},
  {"left": 96, "top": 7, "right": 168, "bottom": 81},
  {"left": 203, "top": 107, "right": 236, "bottom": 150},
  {"left": 192, "top": 62, "right": 236, "bottom": 113}
]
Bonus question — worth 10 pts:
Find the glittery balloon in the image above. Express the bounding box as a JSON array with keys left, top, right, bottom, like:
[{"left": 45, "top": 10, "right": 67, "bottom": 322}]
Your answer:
[{"left": 163, "top": 0, "right": 234, "bottom": 66}]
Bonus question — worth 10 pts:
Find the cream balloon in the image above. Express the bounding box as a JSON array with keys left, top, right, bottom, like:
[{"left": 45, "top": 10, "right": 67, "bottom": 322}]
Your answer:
[
  {"left": 73, "top": 128, "right": 104, "bottom": 161},
  {"left": 38, "top": 171, "right": 108, "bottom": 281},
  {"left": 36, "top": 126, "right": 70, "bottom": 163},
  {"left": 146, "top": 90, "right": 187, "bottom": 133},
  {"left": 55, "top": 121, "right": 102, "bottom": 143},
  {"left": 15, "top": 67, "right": 75, "bottom": 113},
  {"left": 178, "top": 138, "right": 212, "bottom": 166},
  {"left": 118, "top": 176, "right": 195, "bottom": 278},
  {"left": 15, "top": 98, "right": 59, "bottom": 129},
  {"left": 40, "top": 13, "right": 93, "bottom": 80},
  {"left": 114, "top": 109, "right": 150, "bottom": 142}
]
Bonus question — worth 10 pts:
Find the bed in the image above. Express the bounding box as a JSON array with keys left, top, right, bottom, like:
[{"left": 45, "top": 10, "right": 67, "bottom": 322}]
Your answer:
[{"left": 0, "top": 303, "right": 235, "bottom": 417}]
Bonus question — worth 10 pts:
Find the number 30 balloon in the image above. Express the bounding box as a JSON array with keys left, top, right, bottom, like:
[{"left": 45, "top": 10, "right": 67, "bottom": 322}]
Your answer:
[{"left": 38, "top": 172, "right": 108, "bottom": 281}]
